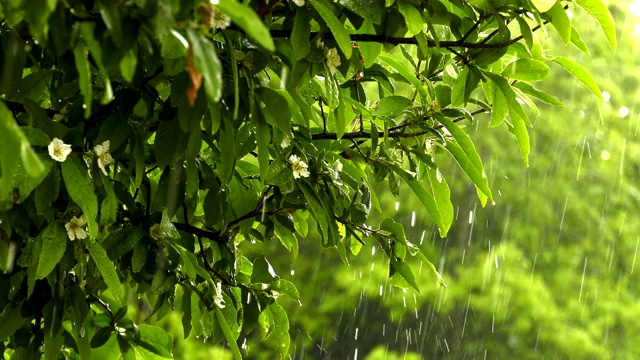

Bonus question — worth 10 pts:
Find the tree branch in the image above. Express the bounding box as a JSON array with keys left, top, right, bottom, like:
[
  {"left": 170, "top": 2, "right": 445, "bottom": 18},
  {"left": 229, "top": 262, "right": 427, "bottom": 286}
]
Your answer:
[{"left": 172, "top": 222, "right": 227, "bottom": 243}]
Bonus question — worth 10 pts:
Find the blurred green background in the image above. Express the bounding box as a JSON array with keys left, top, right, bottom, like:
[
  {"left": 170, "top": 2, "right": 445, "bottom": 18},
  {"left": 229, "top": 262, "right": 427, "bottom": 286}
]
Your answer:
[{"left": 154, "top": 2, "right": 640, "bottom": 358}]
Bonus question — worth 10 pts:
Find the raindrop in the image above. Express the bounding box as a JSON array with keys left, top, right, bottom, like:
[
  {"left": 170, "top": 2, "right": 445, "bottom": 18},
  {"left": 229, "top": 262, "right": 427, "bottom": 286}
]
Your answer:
[
  {"left": 290, "top": 269, "right": 295, "bottom": 276},
  {"left": 371, "top": 246, "right": 376, "bottom": 256},
  {"left": 354, "top": 348, "right": 358, "bottom": 360},
  {"left": 395, "top": 201, "right": 399, "bottom": 211},
  {"left": 600, "top": 150, "right": 611, "bottom": 161},
  {"left": 379, "top": 285, "right": 383, "bottom": 296},
  {"left": 618, "top": 106, "right": 630, "bottom": 118},
  {"left": 579, "top": 257, "right": 588, "bottom": 302},
  {"left": 435, "top": 168, "right": 443, "bottom": 183},
  {"left": 468, "top": 210, "right": 473, "bottom": 224},
  {"left": 411, "top": 211, "right": 416, "bottom": 227},
  {"left": 355, "top": 328, "right": 359, "bottom": 340},
  {"left": 631, "top": 237, "right": 639, "bottom": 274},
  {"left": 602, "top": 91, "right": 611, "bottom": 102}
]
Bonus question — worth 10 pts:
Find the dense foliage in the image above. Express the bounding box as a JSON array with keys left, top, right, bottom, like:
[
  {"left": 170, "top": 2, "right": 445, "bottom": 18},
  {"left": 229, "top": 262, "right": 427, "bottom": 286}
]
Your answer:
[{"left": 0, "top": 0, "right": 615, "bottom": 358}]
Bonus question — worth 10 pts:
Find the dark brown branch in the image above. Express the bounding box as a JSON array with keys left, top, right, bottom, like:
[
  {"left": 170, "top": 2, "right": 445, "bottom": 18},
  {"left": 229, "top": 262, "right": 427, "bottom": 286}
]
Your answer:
[
  {"left": 172, "top": 222, "right": 227, "bottom": 243},
  {"left": 271, "top": 30, "right": 523, "bottom": 49},
  {"left": 311, "top": 109, "right": 489, "bottom": 141}
]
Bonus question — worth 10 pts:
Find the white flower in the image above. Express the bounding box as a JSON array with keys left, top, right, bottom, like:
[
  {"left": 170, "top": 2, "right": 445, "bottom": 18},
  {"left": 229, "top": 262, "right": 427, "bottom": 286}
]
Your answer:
[
  {"left": 425, "top": 137, "right": 436, "bottom": 156},
  {"left": 48, "top": 138, "right": 72, "bottom": 162},
  {"left": 289, "top": 155, "right": 310, "bottom": 179},
  {"left": 292, "top": 0, "right": 305, "bottom": 6},
  {"left": 94, "top": 140, "right": 113, "bottom": 176},
  {"left": 214, "top": 282, "right": 226, "bottom": 309},
  {"left": 333, "top": 159, "right": 343, "bottom": 173},
  {"left": 210, "top": 7, "right": 231, "bottom": 30},
  {"left": 280, "top": 137, "right": 291, "bottom": 149},
  {"left": 65, "top": 215, "right": 87, "bottom": 241},
  {"left": 325, "top": 48, "right": 341, "bottom": 75}
]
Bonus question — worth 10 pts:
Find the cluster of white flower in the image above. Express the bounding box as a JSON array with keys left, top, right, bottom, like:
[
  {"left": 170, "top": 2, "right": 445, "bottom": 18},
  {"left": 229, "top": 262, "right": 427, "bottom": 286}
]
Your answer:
[
  {"left": 289, "top": 155, "right": 310, "bottom": 179},
  {"left": 94, "top": 140, "right": 113, "bottom": 176},
  {"left": 425, "top": 137, "right": 436, "bottom": 156},
  {"left": 324, "top": 47, "right": 341, "bottom": 75},
  {"left": 291, "top": 0, "right": 305, "bottom": 6},
  {"left": 65, "top": 215, "right": 87, "bottom": 241},
  {"left": 280, "top": 137, "right": 291, "bottom": 149}
]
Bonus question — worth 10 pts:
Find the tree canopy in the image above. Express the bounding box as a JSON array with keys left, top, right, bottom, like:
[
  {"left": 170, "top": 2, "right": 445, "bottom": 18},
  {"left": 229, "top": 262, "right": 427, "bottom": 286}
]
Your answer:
[{"left": 0, "top": 0, "right": 616, "bottom": 358}]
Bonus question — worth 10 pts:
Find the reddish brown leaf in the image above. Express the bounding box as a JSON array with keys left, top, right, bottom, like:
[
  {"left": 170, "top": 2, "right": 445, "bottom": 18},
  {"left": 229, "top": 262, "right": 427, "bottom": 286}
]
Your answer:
[
  {"left": 197, "top": 3, "right": 213, "bottom": 28},
  {"left": 187, "top": 45, "right": 202, "bottom": 107}
]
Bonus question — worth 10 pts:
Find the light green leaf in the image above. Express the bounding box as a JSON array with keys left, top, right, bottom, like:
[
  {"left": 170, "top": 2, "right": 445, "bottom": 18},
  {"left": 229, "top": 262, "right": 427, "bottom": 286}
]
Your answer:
[
  {"left": 271, "top": 279, "right": 301, "bottom": 302},
  {"left": 215, "top": 307, "right": 242, "bottom": 360},
  {"left": 267, "top": 301, "right": 290, "bottom": 360},
  {"left": 570, "top": 27, "right": 591, "bottom": 55},
  {"left": 391, "top": 259, "right": 420, "bottom": 292},
  {"left": 485, "top": 72, "right": 531, "bottom": 165},
  {"left": 216, "top": 1, "right": 275, "bottom": 51},
  {"left": 85, "top": 240, "right": 123, "bottom": 303},
  {"left": 547, "top": 0, "right": 571, "bottom": 46},
  {"left": 531, "top": 0, "right": 556, "bottom": 12},
  {"left": 187, "top": 27, "right": 223, "bottom": 105},
  {"left": 61, "top": 155, "right": 99, "bottom": 238},
  {"left": 337, "top": 0, "right": 383, "bottom": 23},
  {"left": 397, "top": 0, "right": 423, "bottom": 35},
  {"left": 257, "top": 87, "right": 292, "bottom": 136},
  {"left": 385, "top": 163, "right": 446, "bottom": 236},
  {"left": 379, "top": 53, "right": 428, "bottom": 101},
  {"left": 0, "top": 299, "right": 26, "bottom": 342},
  {"left": 35, "top": 221, "right": 66, "bottom": 279},
  {"left": 358, "top": 20, "right": 382, "bottom": 68},
  {"left": 292, "top": 7, "right": 311, "bottom": 59},
  {"left": 514, "top": 82, "right": 564, "bottom": 106},
  {"left": 424, "top": 162, "right": 454, "bottom": 231},
  {"left": 138, "top": 324, "right": 173, "bottom": 359},
  {"left": 299, "top": 181, "right": 338, "bottom": 247},
  {"left": 489, "top": 84, "right": 508, "bottom": 127},
  {"left": 161, "top": 30, "right": 188, "bottom": 58},
  {"left": 373, "top": 95, "right": 414, "bottom": 117},
  {"left": 502, "top": 59, "right": 550, "bottom": 82},
  {"left": 575, "top": 0, "right": 617, "bottom": 51},
  {"left": 73, "top": 43, "right": 92, "bottom": 118},
  {"left": 310, "top": 0, "right": 352, "bottom": 58},
  {"left": 553, "top": 56, "right": 602, "bottom": 99},
  {"left": 436, "top": 115, "right": 493, "bottom": 200}
]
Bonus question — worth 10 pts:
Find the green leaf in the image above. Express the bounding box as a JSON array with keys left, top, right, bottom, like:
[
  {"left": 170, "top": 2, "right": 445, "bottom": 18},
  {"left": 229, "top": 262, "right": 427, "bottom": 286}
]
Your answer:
[
  {"left": 575, "top": 0, "right": 617, "bottom": 51},
  {"left": 485, "top": 72, "right": 531, "bottom": 165},
  {"left": 397, "top": 0, "right": 423, "bottom": 36},
  {"left": 489, "top": 84, "right": 508, "bottom": 127},
  {"left": 80, "top": 22, "right": 114, "bottom": 104},
  {"left": 265, "top": 159, "right": 293, "bottom": 186},
  {"left": 358, "top": 20, "right": 382, "bottom": 68},
  {"left": 162, "top": 30, "right": 188, "bottom": 58},
  {"left": 216, "top": 1, "right": 275, "bottom": 52},
  {"left": 85, "top": 240, "right": 124, "bottom": 303},
  {"left": 256, "top": 87, "right": 292, "bottom": 136},
  {"left": 373, "top": 96, "right": 414, "bottom": 117},
  {"left": 390, "top": 259, "right": 420, "bottom": 292},
  {"left": 155, "top": 118, "right": 189, "bottom": 168},
  {"left": 215, "top": 307, "right": 242, "bottom": 360},
  {"left": 337, "top": 0, "right": 383, "bottom": 23},
  {"left": 187, "top": 27, "right": 223, "bottom": 105},
  {"left": 61, "top": 155, "right": 99, "bottom": 238},
  {"left": 292, "top": 7, "right": 311, "bottom": 60},
  {"left": 255, "top": 114, "right": 271, "bottom": 182},
  {"left": 0, "top": 299, "right": 26, "bottom": 342},
  {"left": 436, "top": 116, "right": 493, "bottom": 201},
  {"left": 271, "top": 279, "right": 300, "bottom": 303},
  {"left": 251, "top": 255, "right": 278, "bottom": 284},
  {"left": 514, "top": 82, "right": 564, "bottom": 106},
  {"left": 299, "top": 181, "right": 338, "bottom": 247},
  {"left": 120, "top": 49, "right": 138, "bottom": 83},
  {"left": 570, "top": 27, "right": 591, "bottom": 55},
  {"left": 73, "top": 43, "right": 92, "bottom": 118},
  {"left": 35, "top": 222, "right": 67, "bottom": 279},
  {"left": 309, "top": 0, "right": 352, "bottom": 58},
  {"left": 385, "top": 163, "right": 447, "bottom": 236},
  {"left": 379, "top": 53, "right": 428, "bottom": 101},
  {"left": 501, "top": 59, "right": 550, "bottom": 82},
  {"left": 553, "top": 56, "right": 602, "bottom": 100},
  {"left": 266, "top": 301, "right": 290, "bottom": 360},
  {"left": 530, "top": 0, "right": 556, "bottom": 12},
  {"left": 423, "top": 162, "right": 454, "bottom": 231},
  {"left": 138, "top": 324, "right": 173, "bottom": 358},
  {"left": 546, "top": 0, "right": 571, "bottom": 46}
]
